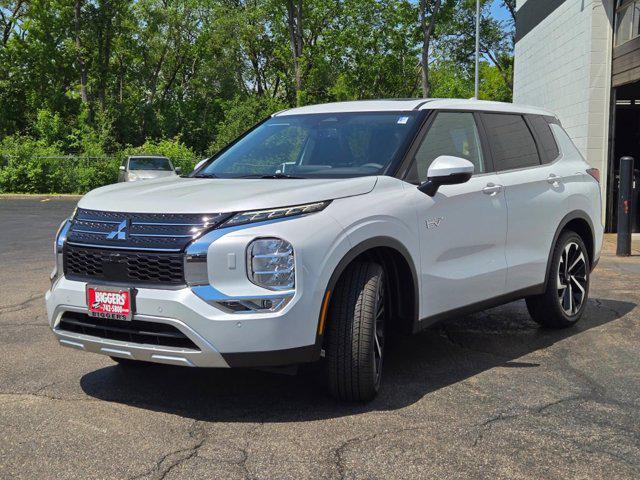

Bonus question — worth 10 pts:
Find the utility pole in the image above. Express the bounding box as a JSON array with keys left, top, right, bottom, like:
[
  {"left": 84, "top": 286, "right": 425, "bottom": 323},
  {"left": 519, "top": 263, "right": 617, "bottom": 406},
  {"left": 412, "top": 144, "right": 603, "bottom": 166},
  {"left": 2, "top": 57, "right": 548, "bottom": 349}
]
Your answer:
[{"left": 474, "top": 0, "right": 480, "bottom": 99}]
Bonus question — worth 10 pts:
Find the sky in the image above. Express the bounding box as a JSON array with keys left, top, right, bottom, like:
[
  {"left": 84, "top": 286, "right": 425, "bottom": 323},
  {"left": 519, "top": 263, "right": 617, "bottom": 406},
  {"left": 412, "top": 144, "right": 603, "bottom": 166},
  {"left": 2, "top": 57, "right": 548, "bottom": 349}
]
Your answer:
[{"left": 490, "top": 0, "right": 513, "bottom": 23}]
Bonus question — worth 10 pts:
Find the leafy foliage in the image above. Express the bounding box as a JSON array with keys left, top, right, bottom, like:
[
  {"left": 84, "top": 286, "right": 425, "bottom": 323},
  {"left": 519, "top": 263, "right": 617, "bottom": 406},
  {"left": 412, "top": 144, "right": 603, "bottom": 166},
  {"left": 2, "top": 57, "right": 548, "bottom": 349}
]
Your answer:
[
  {"left": 0, "top": 135, "right": 198, "bottom": 193},
  {"left": 0, "top": 0, "right": 513, "bottom": 193}
]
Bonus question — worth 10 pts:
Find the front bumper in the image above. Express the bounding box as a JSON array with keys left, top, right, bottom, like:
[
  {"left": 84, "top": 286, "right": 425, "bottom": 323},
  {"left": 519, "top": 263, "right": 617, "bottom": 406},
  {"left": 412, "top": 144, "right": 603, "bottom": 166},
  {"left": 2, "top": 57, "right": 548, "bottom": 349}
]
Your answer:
[
  {"left": 46, "top": 203, "right": 352, "bottom": 368},
  {"left": 49, "top": 305, "right": 227, "bottom": 367},
  {"left": 46, "top": 277, "right": 322, "bottom": 368}
]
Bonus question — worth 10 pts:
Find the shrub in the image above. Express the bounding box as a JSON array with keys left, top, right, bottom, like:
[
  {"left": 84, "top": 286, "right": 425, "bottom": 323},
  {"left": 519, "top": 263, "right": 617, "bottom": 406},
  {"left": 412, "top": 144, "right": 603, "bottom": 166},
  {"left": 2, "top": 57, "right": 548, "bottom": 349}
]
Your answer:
[
  {"left": 0, "top": 135, "right": 202, "bottom": 194},
  {"left": 0, "top": 136, "right": 67, "bottom": 193}
]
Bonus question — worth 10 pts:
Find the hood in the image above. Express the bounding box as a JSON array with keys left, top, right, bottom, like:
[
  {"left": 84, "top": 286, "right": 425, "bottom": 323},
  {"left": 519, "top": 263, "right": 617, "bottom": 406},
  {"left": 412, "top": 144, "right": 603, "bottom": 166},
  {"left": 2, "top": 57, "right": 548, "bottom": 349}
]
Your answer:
[{"left": 79, "top": 176, "right": 378, "bottom": 213}]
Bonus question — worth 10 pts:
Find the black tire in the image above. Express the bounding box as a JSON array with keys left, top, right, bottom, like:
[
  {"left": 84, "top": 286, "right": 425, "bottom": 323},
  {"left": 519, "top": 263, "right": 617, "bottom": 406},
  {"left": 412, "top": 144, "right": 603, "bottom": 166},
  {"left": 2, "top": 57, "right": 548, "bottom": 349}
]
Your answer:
[
  {"left": 526, "top": 230, "right": 590, "bottom": 328},
  {"left": 325, "top": 261, "right": 386, "bottom": 402},
  {"left": 110, "top": 356, "right": 149, "bottom": 367}
]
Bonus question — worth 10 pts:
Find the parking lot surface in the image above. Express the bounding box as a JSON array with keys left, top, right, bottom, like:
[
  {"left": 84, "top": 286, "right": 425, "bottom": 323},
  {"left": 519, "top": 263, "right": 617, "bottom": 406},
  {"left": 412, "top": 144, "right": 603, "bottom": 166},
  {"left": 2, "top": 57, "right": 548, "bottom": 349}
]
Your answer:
[{"left": 1, "top": 195, "right": 639, "bottom": 480}]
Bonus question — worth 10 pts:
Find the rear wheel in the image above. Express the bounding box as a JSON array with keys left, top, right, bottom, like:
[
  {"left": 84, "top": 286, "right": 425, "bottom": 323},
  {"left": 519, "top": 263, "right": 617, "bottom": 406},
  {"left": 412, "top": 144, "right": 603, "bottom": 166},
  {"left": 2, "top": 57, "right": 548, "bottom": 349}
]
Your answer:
[
  {"left": 325, "top": 261, "right": 386, "bottom": 402},
  {"left": 526, "top": 231, "right": 590, "bottom": 328}
]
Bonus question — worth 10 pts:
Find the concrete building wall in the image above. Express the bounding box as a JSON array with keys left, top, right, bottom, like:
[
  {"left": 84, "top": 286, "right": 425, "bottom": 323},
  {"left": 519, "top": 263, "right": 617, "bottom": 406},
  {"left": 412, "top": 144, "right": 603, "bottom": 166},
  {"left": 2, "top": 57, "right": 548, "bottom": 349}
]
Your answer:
[{"left": 514, "top": 0, "right": 614, "bottom": 203}]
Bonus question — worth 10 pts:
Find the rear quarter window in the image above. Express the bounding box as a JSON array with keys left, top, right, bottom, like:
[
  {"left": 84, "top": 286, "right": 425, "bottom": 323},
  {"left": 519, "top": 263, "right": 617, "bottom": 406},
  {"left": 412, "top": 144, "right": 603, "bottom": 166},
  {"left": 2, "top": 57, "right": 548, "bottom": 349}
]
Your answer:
[
  {"left": 528, "top": 115, "right": 560, "bottom": 163},
  {"left": 482, "top": 113, "right": 541, "bottom": 171}
]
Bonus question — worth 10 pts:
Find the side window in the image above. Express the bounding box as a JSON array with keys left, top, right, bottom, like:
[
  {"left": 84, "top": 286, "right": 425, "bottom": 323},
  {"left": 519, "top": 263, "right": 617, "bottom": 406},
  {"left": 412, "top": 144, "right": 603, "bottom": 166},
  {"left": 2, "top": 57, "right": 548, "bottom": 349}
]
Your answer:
[
  {"left": 549, "top": 123, "right": 580, "bottom": 158},
  {"left": 528, "top": 115, "right": 560, "bottom": 163},
  {"left": 482, "top": 113, "right": 541, "bottom": 171},
  {"left": 407, "top": 112, "right": 484, "bottom": 184}
]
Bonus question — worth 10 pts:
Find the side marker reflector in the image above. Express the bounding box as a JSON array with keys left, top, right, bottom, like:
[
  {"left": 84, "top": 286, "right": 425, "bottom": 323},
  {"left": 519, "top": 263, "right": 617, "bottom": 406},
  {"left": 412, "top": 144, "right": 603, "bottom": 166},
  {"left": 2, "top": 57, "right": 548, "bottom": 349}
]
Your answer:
[{"left": 318, "top": 290, "right": 331, "bottom": 335}]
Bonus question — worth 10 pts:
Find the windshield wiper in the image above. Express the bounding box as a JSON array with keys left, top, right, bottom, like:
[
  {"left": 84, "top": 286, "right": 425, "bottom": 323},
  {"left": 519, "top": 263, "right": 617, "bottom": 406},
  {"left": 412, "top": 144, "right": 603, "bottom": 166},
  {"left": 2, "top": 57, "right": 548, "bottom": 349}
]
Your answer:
[
  {"left": 193, "top": 173, "right": 218, "bottom": 178},
  {"left": 259, "top": 173, "right": 306, "bottom": 179}
]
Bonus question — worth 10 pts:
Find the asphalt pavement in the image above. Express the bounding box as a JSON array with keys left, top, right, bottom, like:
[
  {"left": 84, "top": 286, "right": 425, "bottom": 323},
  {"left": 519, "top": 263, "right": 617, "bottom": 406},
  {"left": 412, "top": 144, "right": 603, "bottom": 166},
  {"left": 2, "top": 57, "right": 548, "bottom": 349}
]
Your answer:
[{"left": 1, "top": 195, "right": 639, "bottom": 480}]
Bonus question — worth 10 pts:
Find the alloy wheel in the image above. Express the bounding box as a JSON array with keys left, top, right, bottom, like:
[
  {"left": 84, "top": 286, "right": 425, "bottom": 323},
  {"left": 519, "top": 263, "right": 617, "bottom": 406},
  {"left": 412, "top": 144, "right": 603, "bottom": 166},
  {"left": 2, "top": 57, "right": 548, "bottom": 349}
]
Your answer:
[{"left": 557, "top": 242, "right": 587, "bottom": 316}]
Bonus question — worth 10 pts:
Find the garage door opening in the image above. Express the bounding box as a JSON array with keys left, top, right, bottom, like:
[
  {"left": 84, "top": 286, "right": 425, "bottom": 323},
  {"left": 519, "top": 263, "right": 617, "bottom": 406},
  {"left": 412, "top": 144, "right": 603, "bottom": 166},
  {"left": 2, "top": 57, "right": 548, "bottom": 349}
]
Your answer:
[{"left": 608, "top": 80, "right": 640, "bottom": 232}]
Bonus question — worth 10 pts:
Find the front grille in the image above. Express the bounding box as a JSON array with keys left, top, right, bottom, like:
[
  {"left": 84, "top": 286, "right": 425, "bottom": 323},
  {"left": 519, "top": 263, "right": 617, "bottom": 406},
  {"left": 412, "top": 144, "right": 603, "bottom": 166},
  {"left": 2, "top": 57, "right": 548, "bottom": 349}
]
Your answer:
[
  {"left": 58, "top": 311, "right": 199, "bottom": 350},
  {"left": 64, "top": 244, "right": 184, "bottom": 286},
  {"left": 66, "top": 208, "right": 230, "bottom": 251}
]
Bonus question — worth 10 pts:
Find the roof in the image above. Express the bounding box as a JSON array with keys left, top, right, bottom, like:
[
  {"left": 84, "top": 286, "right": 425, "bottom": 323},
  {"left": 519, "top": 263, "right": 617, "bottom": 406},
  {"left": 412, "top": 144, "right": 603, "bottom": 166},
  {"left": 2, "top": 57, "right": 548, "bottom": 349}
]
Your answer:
[{"left": 274, "top": 98, "right": 556, "bottom": 118}]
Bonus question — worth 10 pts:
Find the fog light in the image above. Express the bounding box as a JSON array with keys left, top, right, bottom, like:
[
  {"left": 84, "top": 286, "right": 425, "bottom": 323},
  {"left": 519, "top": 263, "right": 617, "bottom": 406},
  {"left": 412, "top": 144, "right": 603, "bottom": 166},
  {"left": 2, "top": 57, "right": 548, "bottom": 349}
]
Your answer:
[
  {"left": 215, "top": 296, "right": 292, "bottom": 313},
  {"left": 246, "top": 238, "right": 294, "bottom": 291}
]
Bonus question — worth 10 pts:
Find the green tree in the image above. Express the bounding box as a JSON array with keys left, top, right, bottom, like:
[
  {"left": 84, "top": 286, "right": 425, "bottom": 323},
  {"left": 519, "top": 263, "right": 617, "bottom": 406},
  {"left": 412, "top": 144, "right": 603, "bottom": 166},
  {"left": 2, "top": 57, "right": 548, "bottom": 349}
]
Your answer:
[{"left": 0, "top": 0, "right": 514, "bottom": 166}]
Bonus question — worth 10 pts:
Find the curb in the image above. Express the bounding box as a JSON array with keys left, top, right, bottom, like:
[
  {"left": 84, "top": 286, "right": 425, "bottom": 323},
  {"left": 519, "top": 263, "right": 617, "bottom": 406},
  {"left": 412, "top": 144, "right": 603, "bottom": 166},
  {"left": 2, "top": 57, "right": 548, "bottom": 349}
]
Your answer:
[{"left": 0, "top": 194, "right": 82, "bottom": 199}]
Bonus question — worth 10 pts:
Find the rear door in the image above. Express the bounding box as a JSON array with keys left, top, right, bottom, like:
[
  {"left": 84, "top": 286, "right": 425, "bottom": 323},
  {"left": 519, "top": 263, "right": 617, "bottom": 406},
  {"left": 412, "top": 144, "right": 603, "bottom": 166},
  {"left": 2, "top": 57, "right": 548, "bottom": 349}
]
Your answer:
[
  {"left": 404, "top": 111, "right": 508, "bottom": 318},
  {"left": 480, "top": 113, "right": 566, "bottom": 293}
]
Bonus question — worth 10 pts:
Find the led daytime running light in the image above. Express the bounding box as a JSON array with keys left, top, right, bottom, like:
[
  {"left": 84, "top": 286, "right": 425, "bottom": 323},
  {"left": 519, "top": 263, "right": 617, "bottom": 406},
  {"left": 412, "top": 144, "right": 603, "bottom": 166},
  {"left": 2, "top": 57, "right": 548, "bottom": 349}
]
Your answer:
[{"left": 224, "top": 201, "right": 330, "bottom": 227}]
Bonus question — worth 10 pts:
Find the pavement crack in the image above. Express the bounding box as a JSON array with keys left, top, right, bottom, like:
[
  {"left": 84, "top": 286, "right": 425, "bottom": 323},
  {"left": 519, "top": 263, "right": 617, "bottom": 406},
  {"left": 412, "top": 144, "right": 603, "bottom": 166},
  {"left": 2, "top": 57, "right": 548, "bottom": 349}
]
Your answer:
[
  {"left": 592, "top": 298, "right": 624, "bottom": 318},
  {"left": 472, "top": 410, "right": 523, "bottom": 447},
  {"left": 437, "top": 325, "right": 509, "bottom": 360},
  {"left": 33, "top": 382, "right": 58, "bottom": 396},
  {"left": 0, "top": 322, "right": 47, "bottom": 327},
  {"left": 0, "top": 391, "right": 100, "bottom": 403},
  {"left": 235, "top": 422, "right": 264, "bottom": 480},
  {"left": 0, "top": 293, "right": 42, "bottom": 314},
  {"left": 471, "top": 397, "right": 585, "bottom": 448},
  {"left": 129, "top": 420, "right": 206, "bottom": 480},
  {"left": 534, "top": 395, "right": 585, "bottom": 414},
  {"left": 472, "top": 392, "right": 638, "bottom": 449},
  {"left": 330, "top": 427, "right": 429, "bottom": 479}
]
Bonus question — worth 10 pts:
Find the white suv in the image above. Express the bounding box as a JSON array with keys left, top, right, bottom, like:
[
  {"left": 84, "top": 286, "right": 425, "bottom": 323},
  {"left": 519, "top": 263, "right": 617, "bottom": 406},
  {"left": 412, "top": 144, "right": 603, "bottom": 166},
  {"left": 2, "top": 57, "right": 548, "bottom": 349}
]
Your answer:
[{"left": 46, "top": 99, "right": 603, "bottom": 401}]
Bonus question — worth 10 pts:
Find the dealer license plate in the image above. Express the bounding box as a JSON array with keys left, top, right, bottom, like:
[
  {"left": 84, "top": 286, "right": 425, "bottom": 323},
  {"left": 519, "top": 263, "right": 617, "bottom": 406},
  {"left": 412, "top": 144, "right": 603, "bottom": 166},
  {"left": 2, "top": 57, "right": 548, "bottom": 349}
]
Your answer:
[{"left": 86, "top": 285, "right": 133, "bottom": 321}]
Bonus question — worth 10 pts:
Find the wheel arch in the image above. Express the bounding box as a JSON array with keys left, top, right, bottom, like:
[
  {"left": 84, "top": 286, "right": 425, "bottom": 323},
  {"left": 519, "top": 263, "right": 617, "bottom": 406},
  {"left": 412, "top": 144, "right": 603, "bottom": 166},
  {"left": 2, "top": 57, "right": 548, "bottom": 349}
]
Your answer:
[
  {"left": 543, "top": 210, "right": 595, "bottom": 290},
  {"left": 319, "top": 237, "right": 420, "bottom": 338}
]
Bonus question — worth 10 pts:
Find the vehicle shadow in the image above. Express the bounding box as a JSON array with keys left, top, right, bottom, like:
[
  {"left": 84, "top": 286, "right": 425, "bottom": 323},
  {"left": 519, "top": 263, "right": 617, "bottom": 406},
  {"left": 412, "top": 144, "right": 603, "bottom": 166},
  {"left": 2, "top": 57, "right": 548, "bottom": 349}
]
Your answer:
[{"left": 80, "top": 298, "right": 635, "bottom": 422}]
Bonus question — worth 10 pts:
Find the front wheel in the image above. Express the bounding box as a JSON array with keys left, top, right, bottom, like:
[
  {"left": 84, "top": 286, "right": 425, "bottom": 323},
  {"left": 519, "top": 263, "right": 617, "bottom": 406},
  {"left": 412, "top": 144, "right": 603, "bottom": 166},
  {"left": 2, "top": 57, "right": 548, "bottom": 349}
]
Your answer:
[
  {"left": 325, "top": 261, "right": 386, "bottom": 402},
  {"left": 526, "top": 230, "right": 590, "bottom": 328}
]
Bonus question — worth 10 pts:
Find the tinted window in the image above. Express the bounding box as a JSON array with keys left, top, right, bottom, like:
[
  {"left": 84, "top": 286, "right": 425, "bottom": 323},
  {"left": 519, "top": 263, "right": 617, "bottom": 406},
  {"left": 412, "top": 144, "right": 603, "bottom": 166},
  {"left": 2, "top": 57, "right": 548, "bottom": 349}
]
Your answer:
[
  {"left": 482, "top": 114, "right": 540, "bottom": 171},
  {"left": 407, "top": 112, "right": 484, "bottom": 184},
  {"left": 199, "top": 113, "right": 421, "bottom": 179},
  {"left": 615, "top": 2, "right": 635, "bottom": 46},
  {"left": 528, "top": 115, "right": 560, "bottom": 163},
  {"left": 129, "top": 157, "right": 173, "bottom": 171}
]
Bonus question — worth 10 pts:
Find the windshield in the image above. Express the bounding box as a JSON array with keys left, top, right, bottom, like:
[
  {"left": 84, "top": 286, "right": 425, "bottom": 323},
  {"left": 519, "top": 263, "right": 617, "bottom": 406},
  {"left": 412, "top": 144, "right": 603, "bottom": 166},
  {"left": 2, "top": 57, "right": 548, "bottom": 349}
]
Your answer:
[
  {"left": 129, "top": 157, "right": 173, "bottom": 171},
  {"left": 197, "top": 112, "right": 422, "bottom": 179}
]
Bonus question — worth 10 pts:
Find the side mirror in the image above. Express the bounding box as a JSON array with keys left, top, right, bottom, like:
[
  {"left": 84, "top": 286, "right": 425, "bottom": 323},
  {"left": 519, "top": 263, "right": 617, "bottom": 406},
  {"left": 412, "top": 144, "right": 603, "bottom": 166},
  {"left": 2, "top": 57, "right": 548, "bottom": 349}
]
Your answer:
[
  {"left": 175, "top": 167, "right": 182, "bottom": 175},
  {"left": 418, "top": 155, "right": 474, "bottom": 197},
  {"left": 119, "top": 165, "right": 126, "bottom": 171}
]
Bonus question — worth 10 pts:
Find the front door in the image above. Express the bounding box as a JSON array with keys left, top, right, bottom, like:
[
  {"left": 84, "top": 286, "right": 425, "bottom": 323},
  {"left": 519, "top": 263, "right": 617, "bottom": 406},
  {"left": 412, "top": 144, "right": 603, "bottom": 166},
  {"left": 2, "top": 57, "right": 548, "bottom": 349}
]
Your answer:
[{"left": 405, "top": 111, "right": 508, "bottom": 319}]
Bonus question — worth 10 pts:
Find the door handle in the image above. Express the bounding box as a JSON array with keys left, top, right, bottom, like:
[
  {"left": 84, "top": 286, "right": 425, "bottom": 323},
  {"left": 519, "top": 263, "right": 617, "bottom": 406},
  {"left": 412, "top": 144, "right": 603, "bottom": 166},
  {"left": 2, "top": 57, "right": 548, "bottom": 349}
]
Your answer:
[
  {"left": 547, "top": 173, "right": 561, "bottom": 185},
  {"left": 482, "top": 183, "right": 502, "bottom": 195}
]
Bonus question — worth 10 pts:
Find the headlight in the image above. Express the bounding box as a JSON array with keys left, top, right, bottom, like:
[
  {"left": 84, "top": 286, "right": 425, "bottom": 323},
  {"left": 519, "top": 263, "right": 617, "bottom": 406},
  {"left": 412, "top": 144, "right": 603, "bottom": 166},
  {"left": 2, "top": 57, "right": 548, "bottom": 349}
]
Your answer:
[
  {"left": 223, "top": 201, "right": 330, "bottom": 227},
  {"left": 246, "top": 238, "right": 294, "bottom": 290}
]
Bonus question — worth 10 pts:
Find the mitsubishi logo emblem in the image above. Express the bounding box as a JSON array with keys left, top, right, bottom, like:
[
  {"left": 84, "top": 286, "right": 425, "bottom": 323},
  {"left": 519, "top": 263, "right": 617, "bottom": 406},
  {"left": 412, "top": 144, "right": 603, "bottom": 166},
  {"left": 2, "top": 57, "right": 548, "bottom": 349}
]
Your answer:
[{"left": 107, "top": 219, "right": 130, "bottom": 240}]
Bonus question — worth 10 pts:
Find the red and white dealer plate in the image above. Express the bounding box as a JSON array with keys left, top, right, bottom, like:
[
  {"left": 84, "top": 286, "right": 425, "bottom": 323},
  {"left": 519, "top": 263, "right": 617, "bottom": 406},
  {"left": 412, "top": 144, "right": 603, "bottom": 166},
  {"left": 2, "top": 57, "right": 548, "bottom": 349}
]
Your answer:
[{"left": 86, "top": 285, "right": 133, "bottom": 321}]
